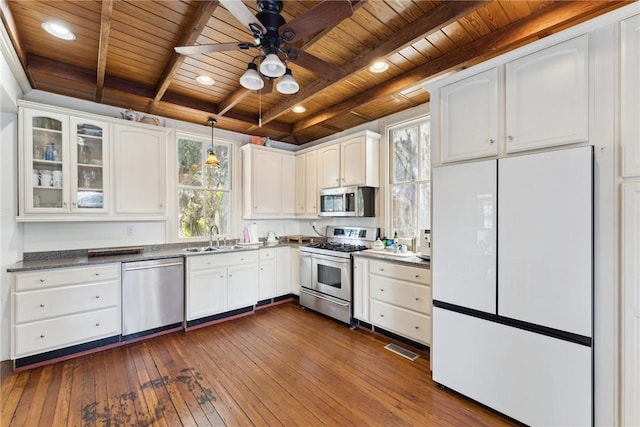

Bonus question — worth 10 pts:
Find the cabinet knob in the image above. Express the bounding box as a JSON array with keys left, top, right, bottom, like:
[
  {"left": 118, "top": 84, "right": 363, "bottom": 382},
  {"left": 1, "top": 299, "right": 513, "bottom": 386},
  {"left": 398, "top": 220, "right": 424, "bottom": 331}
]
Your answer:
[
  {"left": 415, "top": 274, "right": 420, "bottom": 278},
  {"left": 488, "top": 138, "right": 495, "bottom": 144},
  {"left": 40, "top": 303, "right": 45, "bottom": 308},
  {"left": 508, "top": 135, "right": 514, "bottom": 141},
  {"left": 219, "top": 276, "right": 224, "bottom": 279},
  {"left": 95, "top": 322, "right": 100, "bottom": 327},
  {"left": 415, "top": 326, "right": 420, "bottom": 329},
  {"left": 39, "top": 279, "right": 45, "bottom": 283},
  {"left": 260, "top": 268, "right": 263, "bottom": 271},
  {"left": 95, "top": 272, "right": 100, "bottom": 276},
  {"left": 63, "top": 202, "right": 67, "bottom": 207},
  {"left": 95, "top": 295, "right": 101, "bottom": 299},
  {"left": 379, "top": 288, "right": 384, "bottom": 292},
  {"left": 72, "top": 202, "right": 77, "bottom": 207},
  {"left": 379, "top": 268, "right": 384, "bottom": 272},
  {"left": 40, "top": 334, "right": 45, "bottom": 338},
  {"left": 159, "top": 204, "right": 163, "bottom": 208},
  {"left": 379, "top": 314, "right": 384, "bottom": 318}
]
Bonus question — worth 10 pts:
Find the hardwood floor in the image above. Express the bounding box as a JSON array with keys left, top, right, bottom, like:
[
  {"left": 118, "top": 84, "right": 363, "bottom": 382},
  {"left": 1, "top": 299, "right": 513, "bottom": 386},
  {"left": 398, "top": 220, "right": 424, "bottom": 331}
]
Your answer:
[{"left": 2, "top": 302, "right": 517, "bottom": 426}]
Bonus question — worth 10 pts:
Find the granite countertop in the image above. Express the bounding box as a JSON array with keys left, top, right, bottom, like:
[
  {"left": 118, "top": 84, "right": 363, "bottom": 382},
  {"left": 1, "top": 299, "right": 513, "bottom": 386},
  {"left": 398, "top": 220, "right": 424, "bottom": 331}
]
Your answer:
[
  {"left": 353, "top": 250, "right": 430, "bottom": 268},
  {"left": 7, "top": 241, "right": 298, "bottom": 273}
]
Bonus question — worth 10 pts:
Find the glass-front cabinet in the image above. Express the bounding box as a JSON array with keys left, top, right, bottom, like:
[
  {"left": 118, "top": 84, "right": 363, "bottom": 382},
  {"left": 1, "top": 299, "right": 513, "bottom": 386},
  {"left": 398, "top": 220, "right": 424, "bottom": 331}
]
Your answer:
[{"left": 21, "top": 108, "right": 109, "bottom": 216}]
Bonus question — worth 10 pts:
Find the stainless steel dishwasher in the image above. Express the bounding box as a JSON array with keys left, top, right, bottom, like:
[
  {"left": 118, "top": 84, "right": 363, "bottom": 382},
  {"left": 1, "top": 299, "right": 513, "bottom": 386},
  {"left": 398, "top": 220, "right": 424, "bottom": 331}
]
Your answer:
[{"left": 121, "top": 257, "right": 184, "bottom": 340}]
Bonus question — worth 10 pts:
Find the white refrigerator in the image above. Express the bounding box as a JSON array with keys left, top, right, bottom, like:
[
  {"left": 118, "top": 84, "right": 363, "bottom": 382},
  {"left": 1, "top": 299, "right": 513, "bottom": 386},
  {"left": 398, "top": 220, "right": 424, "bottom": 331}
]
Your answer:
[{"left": 431, "top": 146, "right": 593, "bottom": 426}]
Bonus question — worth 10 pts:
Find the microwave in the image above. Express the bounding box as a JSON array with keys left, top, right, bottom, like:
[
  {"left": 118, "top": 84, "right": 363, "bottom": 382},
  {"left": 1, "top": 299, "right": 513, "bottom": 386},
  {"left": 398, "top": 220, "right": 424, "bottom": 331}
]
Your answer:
[{"left": 319, "top": 186, "right": 375, "bottom": 217}]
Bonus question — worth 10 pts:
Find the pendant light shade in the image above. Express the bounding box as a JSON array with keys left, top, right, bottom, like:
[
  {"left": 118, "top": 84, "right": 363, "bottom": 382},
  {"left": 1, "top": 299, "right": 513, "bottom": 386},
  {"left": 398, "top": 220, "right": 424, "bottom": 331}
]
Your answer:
[
  {"left": 205, "top": 118, "right": 220, "bottom": 168},
  {"left": 260, "top": 53, "right": 286, "bottom": 78},
  {"left": 276, "top": 68, "right": 299, "bottom": 94},
  {"left": 239, "top": 63, "right": 264, "bottom": 90}
]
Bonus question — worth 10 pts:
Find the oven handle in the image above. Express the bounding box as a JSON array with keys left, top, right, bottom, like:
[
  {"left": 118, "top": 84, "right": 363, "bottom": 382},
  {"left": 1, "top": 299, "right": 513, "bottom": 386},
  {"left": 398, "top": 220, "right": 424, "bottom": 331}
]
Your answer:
[
  {"left": 301, "top": 288, "right": 350, "bottom": 307},
  {"left": 309, "top": 253, "right": 351, "bottom": 264}
]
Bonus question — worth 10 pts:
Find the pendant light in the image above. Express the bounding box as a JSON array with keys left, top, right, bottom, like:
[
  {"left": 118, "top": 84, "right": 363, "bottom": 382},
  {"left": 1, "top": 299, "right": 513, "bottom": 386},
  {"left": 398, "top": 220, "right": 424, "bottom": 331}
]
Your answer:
[
  {"left": 205, "top": 118, "right": 220, "bottom": 168},
  {"left": 276, "top": 68, "right": 299, "bottom": 94}
]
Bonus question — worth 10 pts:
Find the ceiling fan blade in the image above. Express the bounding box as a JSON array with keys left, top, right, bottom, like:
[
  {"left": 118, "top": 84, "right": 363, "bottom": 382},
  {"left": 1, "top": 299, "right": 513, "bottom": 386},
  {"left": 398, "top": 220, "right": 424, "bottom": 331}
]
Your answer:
[
  {"left": 281, "top": 0, "right": 353, "bottom": 42},
  {"left": 220, "top": 0, "right": 266, "bottom": 35},
  {"left": 290, "top": 50, "right": 345, "bottom": 81},
  {"left": 175, "top": 42, "right": 252, "bottom": 55}
]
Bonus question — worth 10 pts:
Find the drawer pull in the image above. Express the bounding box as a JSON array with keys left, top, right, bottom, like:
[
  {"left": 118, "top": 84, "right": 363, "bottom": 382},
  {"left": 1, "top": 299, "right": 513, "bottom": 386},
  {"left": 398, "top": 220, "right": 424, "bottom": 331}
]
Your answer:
[
  {"left": 40, "top": 334, "right": 45, "bottom": 338},
  {"left": 415, "top": 274, "right": 420, "bottom": 278},
  {"left": 415, "top": 326, "right": 420, "bottom": 329},
  {"left": 95, "top": 295, "right": 101, "bottom": 299},
  {"left": 415, "top": 297, "right": 420, "bottom": 301},
  {"left": 379, "top": 314, "right": 384, "bottom": 318},
  {"left": 219, "top": 276, "right": 224, "bottom": 279},
  {"left": 95, "top": 322, "right": 101, "bottom": 327},
  {"left": 39, "top": 279, "right": 45, "bottom": 283},
  {"left": 39, "top": 303, "right": 45, "bottom": 308},
  {"left": 95, "top": 272, "right": 100, "bottom": 276},
  {"left": 379, "top": 288, "right": 384, "bottom": 292}
]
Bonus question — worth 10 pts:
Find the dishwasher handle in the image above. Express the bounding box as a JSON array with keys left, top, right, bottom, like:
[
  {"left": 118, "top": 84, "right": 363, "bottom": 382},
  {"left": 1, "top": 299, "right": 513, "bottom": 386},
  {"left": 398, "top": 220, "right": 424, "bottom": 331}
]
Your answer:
[{"left": 123, "top": 261, "right": 183, "bottom": 272}]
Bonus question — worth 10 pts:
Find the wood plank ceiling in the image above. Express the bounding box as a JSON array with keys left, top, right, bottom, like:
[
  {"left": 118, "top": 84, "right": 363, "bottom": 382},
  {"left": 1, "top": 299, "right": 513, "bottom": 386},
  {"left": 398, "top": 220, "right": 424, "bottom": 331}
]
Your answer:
[{"left": 0, "top": 0, "right": 632, "bottom": 145}]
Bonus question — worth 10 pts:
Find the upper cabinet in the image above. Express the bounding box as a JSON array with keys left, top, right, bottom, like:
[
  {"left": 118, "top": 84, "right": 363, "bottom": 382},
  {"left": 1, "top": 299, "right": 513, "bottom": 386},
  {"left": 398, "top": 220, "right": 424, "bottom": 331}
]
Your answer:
[
  {"left": 505, "top": 35, "right": 588, "bottom": 153},
  {"left": 621, "top": 14, "right": 640, "bottom": 177},
  {"left": 317, "top": 131, "right": 380, "bottom": 189},
  {"left": 242, "top": 144, "right": 295, "bottom": 219},
  {"left": 20, "top": 108, "right": 110, "bottom": 217},
  {"left": 112, "top": 123, "right": 168, "bottom": 216},
  {"left": 294, "top": 150, "right": 318, "bottom": 216},
  {"left": 440, "top": 68, "right": 500, "bottom": 162},
  {"left": 437, "top": 35, "right": 589, "bottom": 163},
  {"left": 18, "top": 101, "right": 170, "bottom": 221}
]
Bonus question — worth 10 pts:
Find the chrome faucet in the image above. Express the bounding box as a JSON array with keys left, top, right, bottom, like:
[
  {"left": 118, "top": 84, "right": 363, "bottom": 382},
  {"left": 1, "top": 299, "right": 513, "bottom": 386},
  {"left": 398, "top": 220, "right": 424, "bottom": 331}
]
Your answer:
[{"left": 209, "top": 225, "right": 220, "bottom": 247}]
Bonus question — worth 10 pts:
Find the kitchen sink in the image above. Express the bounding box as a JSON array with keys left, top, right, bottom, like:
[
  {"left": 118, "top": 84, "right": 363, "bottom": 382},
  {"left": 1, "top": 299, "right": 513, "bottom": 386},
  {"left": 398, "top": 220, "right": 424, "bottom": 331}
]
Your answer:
[{"left": 183, "top": 246, "right": 219, "bottom": 253}]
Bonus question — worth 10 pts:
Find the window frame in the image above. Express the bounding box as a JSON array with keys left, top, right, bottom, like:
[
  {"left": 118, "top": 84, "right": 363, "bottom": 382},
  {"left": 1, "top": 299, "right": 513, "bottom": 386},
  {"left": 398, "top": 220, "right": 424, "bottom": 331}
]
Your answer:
[
  {"left": 175, "top": 131, "right": 234, "bottom": 242},
  {"left": 385, "top": 115, "right": 431, "bottom": 241}
]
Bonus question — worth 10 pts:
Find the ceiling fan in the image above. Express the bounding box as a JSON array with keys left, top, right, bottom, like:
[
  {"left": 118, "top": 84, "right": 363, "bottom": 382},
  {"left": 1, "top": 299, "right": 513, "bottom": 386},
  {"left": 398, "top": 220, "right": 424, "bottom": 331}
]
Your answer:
[{"left": 174, "top": 0, "right": 353, "bottom": 89}]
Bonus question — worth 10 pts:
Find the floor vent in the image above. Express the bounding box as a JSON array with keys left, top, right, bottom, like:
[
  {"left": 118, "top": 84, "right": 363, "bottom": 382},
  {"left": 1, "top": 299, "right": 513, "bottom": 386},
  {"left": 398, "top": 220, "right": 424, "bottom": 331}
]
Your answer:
[{"left": 384, "top": 343, "right": 419, "bottom": 361}]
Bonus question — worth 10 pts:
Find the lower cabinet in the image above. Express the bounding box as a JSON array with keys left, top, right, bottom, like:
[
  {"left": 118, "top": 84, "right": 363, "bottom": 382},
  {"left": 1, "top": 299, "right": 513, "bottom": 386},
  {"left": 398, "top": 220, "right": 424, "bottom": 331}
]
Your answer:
[
  {"left": 353, "top": 257, "right": 369, "bottom": 322},
  {"left": 186, "top": 251, "right": 259, "bottom": 321},
  {"left": 12, "top": 264, "right": 121, "bottom": 359},
  {"left": 290, "top": 248, "right": 301, "bottom": 295},
  {"left": 366, "top": 259, "right": 432, "bottom": 345},
  {"left": 258, "top": 247, "right": 292, "bottom": 300}
]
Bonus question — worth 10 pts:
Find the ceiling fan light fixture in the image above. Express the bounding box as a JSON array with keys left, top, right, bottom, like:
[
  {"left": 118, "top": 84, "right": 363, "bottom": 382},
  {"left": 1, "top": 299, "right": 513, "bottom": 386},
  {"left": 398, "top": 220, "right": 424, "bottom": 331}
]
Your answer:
[
  {"left": 240, "top": 63, "right": 265, "bottom": 90},
  {"left": 292, "top": 105, "right": 306, "bottom": 113},
  {"left": 276, "top": 68, "right": 299, "bottom": 94},
  {"left": 41, "top": 21, "right": 76, "bottom": 41},
  {"left": 196, "top": 75, "right": 215, "bottom": 85},
  {"left": 369, "top": 61, "right": 389, "bottom": 73},
  {"left": 260, "top": 53, "right": 286, "bottom": 78}
]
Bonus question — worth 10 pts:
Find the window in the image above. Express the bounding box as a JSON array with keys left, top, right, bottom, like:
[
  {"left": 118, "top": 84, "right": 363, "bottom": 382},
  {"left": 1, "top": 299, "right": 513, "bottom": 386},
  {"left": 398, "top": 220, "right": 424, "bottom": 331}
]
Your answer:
[
  {"left": 177, "top": 134, "right": 231, "bottom": 239},
  {"left": 389, "top": 117, "right": 431, "bottom": 239}
]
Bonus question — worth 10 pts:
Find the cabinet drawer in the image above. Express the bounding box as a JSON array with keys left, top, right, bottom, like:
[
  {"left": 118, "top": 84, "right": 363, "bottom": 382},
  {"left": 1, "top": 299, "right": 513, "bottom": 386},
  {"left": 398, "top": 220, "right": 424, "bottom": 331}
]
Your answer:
[
  {"left": 259, "top": 248, "right": 276, "bottom": 260},
  {"left": 15, "top": 280, "right": 119, "bottom": 323},
  {"left": 370, "top": 300, "right": 431, "bottom": 345},
  {"left": 369, "top": 276, "right": 431, "bottom": 314},
  {"left": 369, "top": 261, "right": 430, "bottom": 285},
  {"left": 14, "top": 307, "right": 120, "bottom": 357},
  {"left": 15, "top": 264, "right": 120, "bottom": 291},
  {"left": 188, "top": 251, "right": 258, "bottom": 271}
]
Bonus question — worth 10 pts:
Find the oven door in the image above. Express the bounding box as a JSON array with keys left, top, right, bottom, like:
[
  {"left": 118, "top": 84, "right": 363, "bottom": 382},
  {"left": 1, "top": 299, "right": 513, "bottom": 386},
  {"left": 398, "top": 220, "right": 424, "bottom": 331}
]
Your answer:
[{"left": 310, "top": 253, "right": 351, "bottom": 301}]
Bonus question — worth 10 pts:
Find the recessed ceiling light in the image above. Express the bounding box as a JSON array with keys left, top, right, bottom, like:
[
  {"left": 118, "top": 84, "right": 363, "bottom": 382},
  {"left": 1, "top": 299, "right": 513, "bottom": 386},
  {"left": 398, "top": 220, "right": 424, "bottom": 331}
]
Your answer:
[
  {"left": 41, "top": 21, "right": 76, "bottom": 41},
  {"left": 292, "top": 105, "right": 306, "bottom": 113},
  {"left": 369, "top": 61, "right": 389, "bottom": 73},
  {"left": 196, "top": 75, "right": 215, "bottom": 85}
]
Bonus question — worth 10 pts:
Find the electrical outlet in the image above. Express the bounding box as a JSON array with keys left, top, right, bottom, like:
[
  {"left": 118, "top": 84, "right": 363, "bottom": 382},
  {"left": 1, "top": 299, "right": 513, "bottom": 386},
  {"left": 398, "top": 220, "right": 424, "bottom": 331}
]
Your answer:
[{"left": 126, "top": 225, "right": 135, "bottom": 237}]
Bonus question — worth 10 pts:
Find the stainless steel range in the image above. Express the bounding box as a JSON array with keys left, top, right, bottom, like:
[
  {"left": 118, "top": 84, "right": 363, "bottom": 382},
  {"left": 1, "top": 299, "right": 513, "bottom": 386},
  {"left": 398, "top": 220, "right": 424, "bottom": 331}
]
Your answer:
[{"left": 299, "top": 226, "right": 379, "bottom": 323}]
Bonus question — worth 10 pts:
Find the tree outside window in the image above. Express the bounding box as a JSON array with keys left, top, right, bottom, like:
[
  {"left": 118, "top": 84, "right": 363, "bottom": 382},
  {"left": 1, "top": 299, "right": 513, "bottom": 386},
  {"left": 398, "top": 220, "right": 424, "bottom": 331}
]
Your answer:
[
  {"left": 177, "top": 135, "right": 231, "bottom": 239},
  {"left": 389, "top": 117, "right": 431, "bottom": 239}
]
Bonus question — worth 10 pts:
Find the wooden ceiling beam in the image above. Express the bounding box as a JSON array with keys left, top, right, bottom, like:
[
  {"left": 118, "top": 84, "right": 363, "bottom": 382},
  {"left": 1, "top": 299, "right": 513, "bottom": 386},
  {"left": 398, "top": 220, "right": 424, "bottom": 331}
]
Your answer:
[
  {"left": 261, "top": 0, "right": 490, "bottom": 125},
  {"left": 291, "top": 0, "right": 625, "bottom": 135},
  {"left": 146, "top": 0, "right": 219, "bottom": 114},
  {"left": 95, "top": 0, "right": 113, "bottom": 103}
]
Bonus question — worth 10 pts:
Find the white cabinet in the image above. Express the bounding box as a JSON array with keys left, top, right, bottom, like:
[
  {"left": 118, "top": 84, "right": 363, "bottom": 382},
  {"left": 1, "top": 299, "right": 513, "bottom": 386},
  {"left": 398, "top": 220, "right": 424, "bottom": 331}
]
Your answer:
[
  {"left": 242, "top": 145, "right": 295, "bottom": 218},
  {"left": 505, "top": 35, "right": 589, "bottom": 153},
  {"left": 12, "top": 264, "right": 121, "bottom": 359},
  {"left": 317, "top": 131, "right": 380, "bottom": 189},
  {"left": 19, "top": 107, "right": 110, "bottom": 217},
  {"left": 367, "top": 260, "right": 431, "bottom": 345},
  {"left": 186, "top": 251, "right": 258, "bottom": 321},
  {"left": 437, "top": 36, "right": 589, "bottom": 163},
  {"left": 440, "top": 68, "right": 500, "bottom": 162},
  {"left": 621, "top": 15, "right": 640, "bottom": 177},
  {"left": 112, "top": 123, "right": 168, "bottom": 216},
  {"left": 276, "top": 246, "right": 291, "bottom": 296},
  {"left": 290, "top": 248, "right": 301, "bottom": 296},
  {"left": 294, "top": 151, "right": 318, "bottom": 216},
  {"left": 352, "top": 256, "right": 369, "bottom": 322},
  {"left": 258, "top": 248, "right": 277, "bottom": 300}
]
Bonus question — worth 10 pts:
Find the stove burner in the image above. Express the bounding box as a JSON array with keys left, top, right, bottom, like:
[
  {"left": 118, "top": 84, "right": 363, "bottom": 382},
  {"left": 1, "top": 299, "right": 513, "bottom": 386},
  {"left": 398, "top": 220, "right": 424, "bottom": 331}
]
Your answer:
[{"left": 307, "top": 242, "right": 368, "bottom": 253}]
